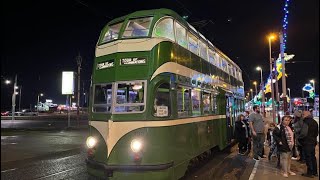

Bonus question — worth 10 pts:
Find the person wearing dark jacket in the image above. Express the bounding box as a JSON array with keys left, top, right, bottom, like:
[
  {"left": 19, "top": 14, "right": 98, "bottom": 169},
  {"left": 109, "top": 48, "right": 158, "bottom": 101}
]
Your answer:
[
  {"left": 235, "top": 114, "right": 250, "bottom": 155},
  {"left": 298, "top": 110, "right": 319, "bottom": 178},
  {"left": 273, "top": 115, "right": 296, "bottom": 178}
]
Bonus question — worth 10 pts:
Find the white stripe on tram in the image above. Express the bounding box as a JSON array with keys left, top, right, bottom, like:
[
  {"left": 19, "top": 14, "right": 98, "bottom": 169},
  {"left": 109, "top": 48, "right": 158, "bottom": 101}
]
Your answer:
[{"left": 90, "top": 115, "right": 226, "bottom": 157}]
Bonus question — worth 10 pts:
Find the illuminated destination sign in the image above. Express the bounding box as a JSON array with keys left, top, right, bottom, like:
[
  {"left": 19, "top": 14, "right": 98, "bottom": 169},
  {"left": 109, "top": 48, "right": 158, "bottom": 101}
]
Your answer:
[
  {"left": 97, "top": 60, "right": 114, "bottom": 70},
  {"left": 120, "top": 57, "right": 146, "bottom": 65}
]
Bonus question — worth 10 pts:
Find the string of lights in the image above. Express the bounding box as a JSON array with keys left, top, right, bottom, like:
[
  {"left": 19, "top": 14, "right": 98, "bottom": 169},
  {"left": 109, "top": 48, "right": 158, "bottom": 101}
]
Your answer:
[{"left": 282, "top": 0, "right": 290, "bottom": 51}]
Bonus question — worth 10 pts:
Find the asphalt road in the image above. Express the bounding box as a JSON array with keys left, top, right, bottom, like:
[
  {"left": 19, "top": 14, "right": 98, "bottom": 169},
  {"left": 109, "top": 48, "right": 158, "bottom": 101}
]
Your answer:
[
  {"left": 1, "top": 113, "right": 88, "bottom": 129},
  {"left": 1, "top": 129, "right": 254, "bottom": 180}
]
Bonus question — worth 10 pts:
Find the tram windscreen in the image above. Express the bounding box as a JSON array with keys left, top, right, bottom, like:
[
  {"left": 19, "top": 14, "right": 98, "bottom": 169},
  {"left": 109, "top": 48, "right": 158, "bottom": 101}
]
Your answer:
[
  {"left": 122, "top": 17, "right": 153, "bottom": 38},
  {"left": 93, "top": 84, "right": 112, "bottom": 113},
  {"left": 115, "top": 81, "right": 145, "bottom": 113},
  {"left": 101, "top": 22, "right": 123, "bottom": 43}
]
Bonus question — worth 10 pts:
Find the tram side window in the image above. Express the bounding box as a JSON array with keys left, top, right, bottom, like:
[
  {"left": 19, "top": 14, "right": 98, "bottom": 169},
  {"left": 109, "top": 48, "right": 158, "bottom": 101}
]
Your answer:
[
  {"left": 153, "top": 83, "right": 171, "bottom": 117},
  {"left": 175, "top": 22, "right": 188, "bottom": 48},
  {"left": 191, "top": 89, "right": 201, "bottom": 116},
  {"left": 93, "top": 84, "right": 112, "bottom": 113},
  {"left": 212, "top": 95, "right": 218, "bottom": 114},
  {"left": 101, "top": 22, "right": 123, "bottom": 43},
  {"left": 177, "top": 86, "right": 191, "bottom": 117},
  {"left": 153, "top": 18, "right": 174, "bottom": 41},
  {"left": 123, "top": 17, "right": 153, "bottom": 38},
  {"left": 188, "top": 33, "right": 199, "bottom": 55},
  {"left": 199, "top": 40, "right": 208, "bottom": 61},
  {"left": 115, "top": 81, "right": 145, "bottom": 113},
  {"left": 203, "top": 91, "right": 211, "bottom": 115}
]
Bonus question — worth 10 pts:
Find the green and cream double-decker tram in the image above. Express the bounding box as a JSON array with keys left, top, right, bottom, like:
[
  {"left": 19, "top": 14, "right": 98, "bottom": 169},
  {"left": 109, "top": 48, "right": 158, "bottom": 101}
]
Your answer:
[{"left": 86, "top": 8, "right": 245, "bottom": 180}]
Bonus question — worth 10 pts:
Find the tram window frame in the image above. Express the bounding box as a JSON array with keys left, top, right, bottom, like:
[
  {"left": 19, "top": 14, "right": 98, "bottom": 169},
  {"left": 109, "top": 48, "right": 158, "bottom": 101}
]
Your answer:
[
  {"left": 152, "top": 17, "right": 175, "bottom": 42},
  {"left": 191, "top": 88, "right": 201, "bottom": 116},
  {"left": 177, "top": 86, "right": 191, "bottom": 118},
  {"left": 187, "top": 32, "right": 199, "bottom": 56},
  {"left": 113, "top": 80, "right": 147, "bottom": 114},
  {"left": 175, "top": 21, "right": 188, "bottom": 49},
  {"left": 153, "top": 83, "right": 171, "bottom": 117},
  {"left": 122, "top": 17, "right": 154, "bottom": 38},
  {"left": 101, "top": 22, "right": 124, "bottom": 44},
  {"left": 92, "top": 83, "right": 113, "bottom": 113},
  {"left": 212, "top": 94, "right": 218, "bottom": 115},
  {"left": 202, "top": 91, "right": 211, "bottom": 115}
]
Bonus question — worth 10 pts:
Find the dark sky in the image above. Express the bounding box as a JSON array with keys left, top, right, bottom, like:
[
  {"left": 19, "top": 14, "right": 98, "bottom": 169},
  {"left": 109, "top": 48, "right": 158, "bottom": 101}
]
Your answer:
[{"left": 1, "top": 0, "right": 319, "bottom": 110}]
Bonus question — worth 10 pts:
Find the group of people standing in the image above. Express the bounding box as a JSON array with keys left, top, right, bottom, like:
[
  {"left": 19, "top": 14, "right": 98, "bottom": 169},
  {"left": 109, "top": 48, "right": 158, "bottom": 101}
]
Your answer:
[{"left": 234, "top": 105, "right": 318, "bottom": 178}]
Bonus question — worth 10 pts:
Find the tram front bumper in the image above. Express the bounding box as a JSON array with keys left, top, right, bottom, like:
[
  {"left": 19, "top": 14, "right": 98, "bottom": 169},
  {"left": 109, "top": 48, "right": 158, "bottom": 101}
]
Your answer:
[{"left": 86, "top": 158, "right": 174, "bottom": 177}]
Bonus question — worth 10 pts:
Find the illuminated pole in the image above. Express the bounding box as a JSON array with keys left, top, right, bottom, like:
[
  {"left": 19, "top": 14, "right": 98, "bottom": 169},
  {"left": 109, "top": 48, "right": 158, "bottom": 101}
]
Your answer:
[
  {"left": 269, "top": 34, "right": 276, "bottom": 122},
  {"left": 18, "top": 86, "right": 22, "bottom": 112},
  {"left": 250, "top": 89, "right": 253, "bottom": 100},
  {"left": 310, "top": 80, "right": 315, "bottom": 95},
  {"left": 11, "top": 75, "right": 17, "bottom": 123},
  {"left": 76, "top": 53, "right": 82, "bottom": 126},
  {"left": 287, "top": 88, "right": 291, "bottom": 113},
  {"left": 257, "top": 67, "right": 265, "bottom": 117},
  {"left": 253, "top": 81, "right": 258, "bottom": 96},
  {"left": 279, "top": 32, "right": 287, "bottom": 112}
]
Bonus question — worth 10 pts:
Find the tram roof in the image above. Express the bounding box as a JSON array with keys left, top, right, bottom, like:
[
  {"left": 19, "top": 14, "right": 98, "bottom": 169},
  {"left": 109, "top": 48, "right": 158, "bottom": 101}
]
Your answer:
[{"left": 106, "top": 8, "right": 241, "bottom": 71}]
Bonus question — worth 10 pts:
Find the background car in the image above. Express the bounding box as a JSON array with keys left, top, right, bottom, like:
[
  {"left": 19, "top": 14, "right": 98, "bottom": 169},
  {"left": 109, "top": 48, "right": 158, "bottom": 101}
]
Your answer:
[
  {"left": 1, "top": 111, "right": 9, "bottom": 116},
  {"left": 21, "top": 109, "right": 38, "bottom": 116}
]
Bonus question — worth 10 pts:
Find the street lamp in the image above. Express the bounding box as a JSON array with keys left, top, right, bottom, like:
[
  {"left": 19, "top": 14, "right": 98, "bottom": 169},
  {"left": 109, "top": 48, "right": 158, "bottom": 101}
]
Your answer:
[
  {"left": 253, "top": 81, "right": 258, "bottom": 96},
  {"left": 5, "top": 80, "right": 11, "bottom": 84},
  {"left": 268, "top": 34, "right": 276, "bottom": 122},
  {"left": 37, "top": 93, "right": 44, "bottom": 113},
  {"left": 256, "top": 66, "right": 265, "bottom": 117}
]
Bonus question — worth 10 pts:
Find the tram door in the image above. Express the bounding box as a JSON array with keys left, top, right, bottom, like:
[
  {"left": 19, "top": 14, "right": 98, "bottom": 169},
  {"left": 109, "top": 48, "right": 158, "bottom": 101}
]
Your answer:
[{"left": 226, "top": 95, "right": 234, "bottom": 143}]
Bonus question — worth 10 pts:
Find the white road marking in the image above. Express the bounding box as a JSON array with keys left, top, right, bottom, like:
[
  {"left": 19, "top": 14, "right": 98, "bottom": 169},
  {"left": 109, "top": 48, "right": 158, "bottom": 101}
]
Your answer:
[{"left": 249, "top": 160, "right": 259, "bottom": 180}]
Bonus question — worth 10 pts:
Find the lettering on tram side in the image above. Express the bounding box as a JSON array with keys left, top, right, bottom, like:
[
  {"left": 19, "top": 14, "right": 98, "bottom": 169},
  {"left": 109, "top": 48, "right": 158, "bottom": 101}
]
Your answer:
[
  {"left": 120, "top": 57, "right": 146, "bottom": 65},
  {"left": 97, "top": 60, "right": 114, "bottom": 70}
]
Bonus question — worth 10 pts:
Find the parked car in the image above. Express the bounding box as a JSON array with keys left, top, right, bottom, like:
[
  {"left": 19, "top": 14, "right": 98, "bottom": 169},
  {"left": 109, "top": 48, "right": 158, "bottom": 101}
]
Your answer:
[
  {"left": 1, "top": 111, "right": 9, "bottom": 116},
  {"left": 21, "top": 109, "right": 38, "bottom": 116},
  {"left": 7, "top": 111, "right": 23, "bottom": 116}
]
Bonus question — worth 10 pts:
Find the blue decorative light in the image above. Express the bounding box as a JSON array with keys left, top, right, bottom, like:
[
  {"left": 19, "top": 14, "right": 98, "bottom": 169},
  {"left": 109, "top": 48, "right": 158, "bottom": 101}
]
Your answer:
[{"left": 282, "top": 0, "right": 290, "bottom": 51}]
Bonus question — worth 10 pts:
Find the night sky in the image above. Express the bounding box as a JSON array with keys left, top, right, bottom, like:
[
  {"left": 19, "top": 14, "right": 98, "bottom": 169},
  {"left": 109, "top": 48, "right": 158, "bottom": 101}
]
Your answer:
[{"left": 2, "top": 0, "right": 319, "bottom": 110}]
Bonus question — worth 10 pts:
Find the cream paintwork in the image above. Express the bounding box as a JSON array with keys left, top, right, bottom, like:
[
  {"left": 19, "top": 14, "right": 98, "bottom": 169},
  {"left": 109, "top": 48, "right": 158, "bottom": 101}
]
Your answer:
[
  {"left": 90, "top": 115, "right": 226, "bottom": 157},
  {"left": 95, "top": 38, "right": 169, "bottom": 57}
]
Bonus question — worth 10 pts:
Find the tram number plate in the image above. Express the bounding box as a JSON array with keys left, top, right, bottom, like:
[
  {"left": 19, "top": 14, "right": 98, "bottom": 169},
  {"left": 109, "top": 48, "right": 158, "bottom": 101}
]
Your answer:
[{"left": 156, "top": 106, "right": 168, "bottom": 117}]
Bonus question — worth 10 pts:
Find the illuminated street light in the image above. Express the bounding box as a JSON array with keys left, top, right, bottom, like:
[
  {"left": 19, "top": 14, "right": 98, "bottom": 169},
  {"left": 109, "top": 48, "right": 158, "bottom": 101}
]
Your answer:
[
  {"left": 256, "top": 66, "right": 265, "bottom": 117},
  {"left": 253, "top": 81, "right": 258, "bottom": 96},
  {"left": 5, "top": 80, "right": 11, "bottom": 84},
  {"left": 268, "top": 33, "right": 276, "bottom": 122},
  {"left": 37, "top": 93, "right": 44, "bottom": 113}
]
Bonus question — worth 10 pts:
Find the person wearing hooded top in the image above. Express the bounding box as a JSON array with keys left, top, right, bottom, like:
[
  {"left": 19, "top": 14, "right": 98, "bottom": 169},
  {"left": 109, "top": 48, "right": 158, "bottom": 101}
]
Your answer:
[{"left": 298, "top": 110, "right": 319, "bottom": 178}]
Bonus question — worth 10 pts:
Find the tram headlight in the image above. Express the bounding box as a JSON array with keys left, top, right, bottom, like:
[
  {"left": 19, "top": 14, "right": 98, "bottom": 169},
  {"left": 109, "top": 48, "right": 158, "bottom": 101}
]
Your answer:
[
  {"left": 86, "top": 136, "right": 97, "bottom": 149},
  {"left": 130, "top": 139, "right": 143, "bottom": 153}
]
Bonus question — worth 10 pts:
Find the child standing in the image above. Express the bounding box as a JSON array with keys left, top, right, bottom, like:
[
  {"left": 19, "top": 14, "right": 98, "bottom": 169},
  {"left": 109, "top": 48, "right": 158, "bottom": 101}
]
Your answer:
[{"left": 267, "top": 122, "right": 277, "bottom": 161}]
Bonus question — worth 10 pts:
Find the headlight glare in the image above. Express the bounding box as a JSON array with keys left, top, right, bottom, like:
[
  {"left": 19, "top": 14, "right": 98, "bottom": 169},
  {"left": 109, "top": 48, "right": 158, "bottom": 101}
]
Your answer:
[
  {"left": 130, "top": 139, "right": 143, "bottom": 153},
  {"left": 86, "top": 136, "right": 97, "bottom": 148}
]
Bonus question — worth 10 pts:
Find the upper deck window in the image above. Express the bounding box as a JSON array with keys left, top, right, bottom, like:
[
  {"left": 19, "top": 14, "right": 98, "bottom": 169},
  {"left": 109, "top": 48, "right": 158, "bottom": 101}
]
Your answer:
[
  {"left": 188, "top": 32, "right": 199, "bottom": 55},
  {"left": 199, "top": 40, "right": 208, "bottom": 61},
  {"left": 175, "top": 22, "right": 188, "bottom": 48},
  {"left": 122, "top": 17, "right": 153, "bottom": 38},
  {"left": 101, "top": 22, "right": 123, "bottom": 43},
  {"left": 153, "top": 18, "right": 174, "bottom": 41}
]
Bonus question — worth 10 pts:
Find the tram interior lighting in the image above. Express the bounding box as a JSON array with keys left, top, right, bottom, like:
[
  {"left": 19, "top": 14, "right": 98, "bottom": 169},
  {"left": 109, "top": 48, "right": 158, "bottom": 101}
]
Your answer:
[{"left": 132, "top": 84, "right": 142, "bottom": 90}]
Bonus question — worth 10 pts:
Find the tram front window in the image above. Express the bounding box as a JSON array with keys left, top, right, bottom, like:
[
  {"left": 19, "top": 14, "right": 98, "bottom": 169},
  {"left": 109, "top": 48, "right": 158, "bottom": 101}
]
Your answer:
[
  {"left": 114, "top": 81, "right": 146, "bottom": 113},
  {"left": 93, "top": 84, "right": 112, "bottom": 113},
  {"left": 101, "top": 22, "right": 123, "bottom": 43},
  {"left": 122, "top": 17, "right": 153, "bottom": 38}
]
